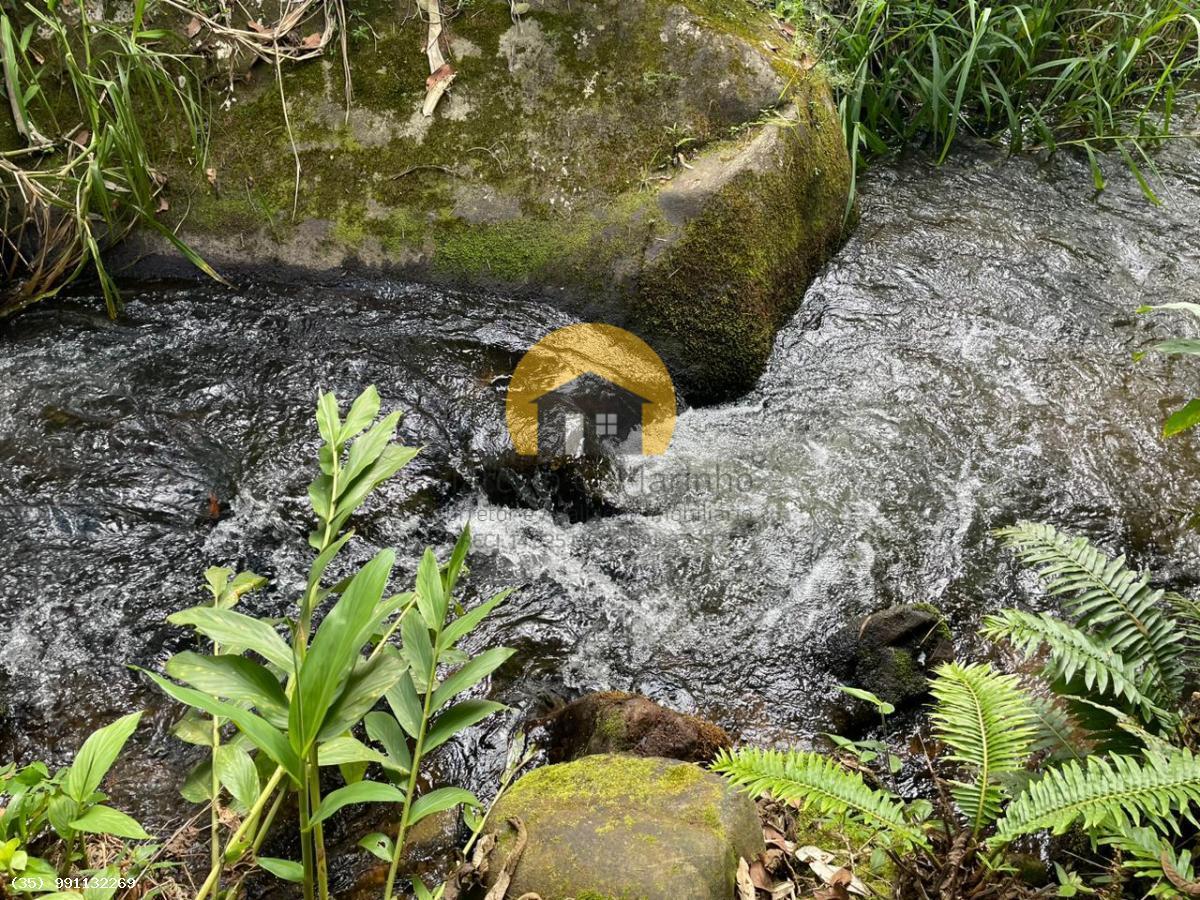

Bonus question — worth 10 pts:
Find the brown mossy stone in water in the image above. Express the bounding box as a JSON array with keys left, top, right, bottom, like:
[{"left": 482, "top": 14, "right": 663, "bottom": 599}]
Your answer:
[
  {"left": 137, "top": 0, "right": 851, "bottom": 402},
  {"left": 539, "top": 691, "right": 732, "bottom": 763},
  {"left": 482, "top": 754, "right": 764, "bottom": 900}
]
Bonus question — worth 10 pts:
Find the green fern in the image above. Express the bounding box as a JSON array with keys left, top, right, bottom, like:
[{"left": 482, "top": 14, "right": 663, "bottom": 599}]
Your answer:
[
  {"left": 997, "top": 523, "right": 1186, "bottom": 702},
  {"left": 928, "top": 662, "right": 1038, "bottom": 834},
  {"left": 991, "top": 748, "right": 1200, "bottom": 847},
  {"left": 982, "top": 609, "right": 1175, "bottom": 729},
  {"left": 1098, "top": 824, "right": 1200, "bottom": 896},
  {"left": 711, "top": 747, "right": 928, "bottom": 848}
]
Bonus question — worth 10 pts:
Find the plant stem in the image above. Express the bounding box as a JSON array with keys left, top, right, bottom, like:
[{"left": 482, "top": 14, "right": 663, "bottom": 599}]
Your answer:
[
  {"left": 382, "top": 639, "right": 441, "bottom": 900},
  {"left": 309, "top": 747, "right": 330, "bottom": 900},
  {"left": 194, "top": 767, "right": 287, "bottom": 900},
  {"left": 298, "top": 767, "right": 315, "bottom": 900}
]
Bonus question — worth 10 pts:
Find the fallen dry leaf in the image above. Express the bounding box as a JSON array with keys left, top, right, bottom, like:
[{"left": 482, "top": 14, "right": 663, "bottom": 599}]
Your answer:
[
  {"left": 299, "top": 31, "right": 323, "bottom": 49},
  {"left": 735, "top": 857, "right": 755, "bottom": 900},
  {"left": 796, "top": 847, "right": 868, "bottom": 897},
  {"left": 156, "top": 196, "right": 170, "bottom": 213},
  {"left": 70, "top": 128, "right": 90, "bottom": 148},
  {"left": 205, "top": 167, "right": 218, "bottom": 187},
  {"left": 247, "top": 19, "right": 269, "bottom": 34},
  {"left": 185, "top": 17, "right": 201, "bottom": 38}
]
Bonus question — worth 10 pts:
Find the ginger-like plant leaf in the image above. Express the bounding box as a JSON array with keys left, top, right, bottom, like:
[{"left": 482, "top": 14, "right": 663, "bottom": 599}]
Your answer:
[
  {"left": 928, "top": 662, "right": 1038, "bottom": 834},
  {"left": 982, "top": 609, "right": 1175, "bottom": 730},
  {"left": 997, "top": 522, "right": 1186, "bottom": 702},
  {"left": 712, "top": 748, "right": 927, "bottom": 848},
  {"left": 991, "top": 748, "right": 1200, "bottom": 847}
]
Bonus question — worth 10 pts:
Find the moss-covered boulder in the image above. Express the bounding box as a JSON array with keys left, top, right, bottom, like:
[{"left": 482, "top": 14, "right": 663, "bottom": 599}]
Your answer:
[
  {"left": 478, "top": 754, "right": 763, "bottom": 899},
  {"left": 136, "top": 0, "right": 850, "bottom": 402}
]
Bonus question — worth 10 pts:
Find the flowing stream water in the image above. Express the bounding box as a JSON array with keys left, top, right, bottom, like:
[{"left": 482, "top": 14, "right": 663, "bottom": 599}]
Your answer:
[{"left": 3, "top": 138, "right": 1200, "bottom": 870}]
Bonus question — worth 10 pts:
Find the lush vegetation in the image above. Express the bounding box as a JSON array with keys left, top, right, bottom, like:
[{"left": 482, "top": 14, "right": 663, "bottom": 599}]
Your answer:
[
  {"left": 0, "top": 0, "right": 220, "bottom": 316},
  {"left": 787, "top": 0, "right": 1200, "bottom": 206},
  {"left": 145, "top": 386, "right": 517, "bottom": 900},
  {"left": 0, "top": 388, "right": 520, "bottom": 900},
  {"left": 0, "top": 713, "right": 176, "bottom": 895},
  {"left": 715, "top": 521, "right": 1200, "bottom": 896}
]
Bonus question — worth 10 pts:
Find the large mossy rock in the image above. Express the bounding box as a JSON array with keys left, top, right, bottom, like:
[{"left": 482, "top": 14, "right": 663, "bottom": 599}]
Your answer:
[
  {"left": 145, "top": 0, "right": 851, "bottom": 401},
  {"left": 482, "top": 754, "right": 763, "bottom": 899}
]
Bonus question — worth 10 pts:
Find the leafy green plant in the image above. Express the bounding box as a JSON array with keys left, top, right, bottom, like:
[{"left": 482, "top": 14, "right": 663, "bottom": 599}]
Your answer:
[
  {"left": 716, "top": 522, "right": 1200, "bottom": 900},
  {"left": 793, "top": 0, "right": 1200, "bottom": 210},
  {"left": 1, "top": 0, "right": 220, "bottom": 317},
  {"left": 146, "top": 386, "right": 514, "bottom": 900},
  {"left": 1135, "top": 301, "right": 1200, "bottom": 437},
  {"left": 0, "top": 713, "right": 158, "bottom": 896}
]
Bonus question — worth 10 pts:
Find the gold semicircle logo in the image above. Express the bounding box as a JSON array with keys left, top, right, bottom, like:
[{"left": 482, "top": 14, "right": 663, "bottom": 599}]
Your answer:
[{"left": 506, "top": 323, "right": 676, "bottom": 457}]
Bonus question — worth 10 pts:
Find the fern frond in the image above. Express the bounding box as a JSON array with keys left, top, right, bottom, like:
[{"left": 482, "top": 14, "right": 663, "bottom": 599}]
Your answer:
[
  {"left": 982, "top": 609, "right": 1174, "bottom": 729},
  {"left": 711, "top": 747, "right": 927, "bottom": 848},
  {"left": 1027, "top": 694, "right": 1085, "bottom": 760},
  {"left": 997, "top": 522, "right": 1186, "bottom": 701},
  {"left": 1099, "top": 824, "right": 1200, "bottom": 896},
  {"left": 928, "top": 662, "right": 1038, "bottom": 833},
  {"left": 991, "top": 748, "right": 1200, "bottom": 847}
]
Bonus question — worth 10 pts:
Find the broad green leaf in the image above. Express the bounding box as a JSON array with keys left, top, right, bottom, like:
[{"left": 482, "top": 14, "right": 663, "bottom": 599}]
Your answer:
[
  {"left": 1138, "top": 302, "right": 1200, "bottom": 320},
  {"left": 341, "top": 411, "right": 402, "bottom": 488},
  {"left": 444, "top": 525, "right": 471, "bottom": 595},
  {"left": 63, "top": 712, "right": 141, "bottom": 803},
  {"left": 47, "top": 795, "right": 78, "bottom": 839},
  {"left": 68, "top": 805, "right": 149, "bottom": 840},
  {"left": 424, "top": 700, "right": 505, "bottom": 753},
  {"left": 318, "top": 648, "right": 407, "bottom": 741},
  {"left": 415, "top": 548, "right": 446, "bottom": 629},
  {"left": 171, "top": 711, "right": 214, "bottom": 747},
  {"left": 339, "top": 386, "right": 381, "bottom": 443},
  {"left": 837, "top": 685, "right": 896, "bottom": 716},
  {"left": 294, "top": 550, "right": 395, "bottom": 751},
  {"left": 180, "top": 757, "right": 212, "bottom": 803},
  {"left": 165, "top": 652, "right": 288, "bottom": 726},
  {"left": 1149, "top": 338, "right": 1200, "bottom": 356},
  {"left": 304, "top": 531, "right": 354, "bottom": 602},
  {"left": 316, "top": 391, "right": 341, "bottom": 448},
  {"left": 430, "top": 648, "right": 515, "bottom": 711},
  {"left": 331, "top": 445, "right": 419, "bottom": 524},
  {"left": 385, "top": 673, "right": 423, "bottom": 739},
  {"left": 408, "top": 787, "right": 479, "bottom": 826},
  {"left": 400, "top": 608, "right": 434, "bottom": 684},
  {"left": 441, "top": 588, "right": 513, "bottom": 650},
  {"left": 257, "top": 857, "right": 304, "bottom": 883},
  {"left": 204, "top": 567, "right": 232, "bottom": 602},
  {"left": 317, "top": 736, "right": 402, "bottom": 773},
  {"left": 214, "top": 744, "right": 260, "bottom": 814},
  {"left": 142, "top": 671, "right": 302, "bottom": 782},
  {"left": 306, "top": 781, "right": 407, "bottom": 830},
  {"left": 365, "top": 711, "right": 413, "bottom": 772},
  {"left": 358, "top": 831, "right": 394, "bottom": 863},
  {"left": 167, "top": 608, "right": 293, "bottom": 673},
  {"left": 1164, "top": 399, "right": 1200, "bottom": 438},
  {"left": 224, "top": 571, "right": 267, "bottom": 607}
]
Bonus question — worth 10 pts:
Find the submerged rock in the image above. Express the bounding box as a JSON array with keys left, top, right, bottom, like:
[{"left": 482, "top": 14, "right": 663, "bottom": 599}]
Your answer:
[
  {"left": 478, "top": 754, "right": 763, "bottom": 900},
  {"left": 539, "top": 691, "right": 732, "bottom": 763},
  {"left": 827, "top": 605, "right": 955, "bottom": 731},
  {"left": 134, "top": 0, "right": 851, "bottom": 402}
]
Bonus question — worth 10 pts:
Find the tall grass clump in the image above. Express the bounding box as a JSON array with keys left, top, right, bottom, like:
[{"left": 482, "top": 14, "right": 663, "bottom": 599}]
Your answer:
[
  {"left": 795, "top": 0, "right": 1200, "bottom": 205},
  {"left": 1, "top": 0, "right": 220, "bottom": 317}
]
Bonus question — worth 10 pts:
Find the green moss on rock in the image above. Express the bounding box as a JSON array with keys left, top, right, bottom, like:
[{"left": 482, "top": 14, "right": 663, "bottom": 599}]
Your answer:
[
  {"left": 144, "top": 0, "right": 851, "bottom": 402},
  {"left": 485, "top": 755, "right": 763, "bottom": 900}
]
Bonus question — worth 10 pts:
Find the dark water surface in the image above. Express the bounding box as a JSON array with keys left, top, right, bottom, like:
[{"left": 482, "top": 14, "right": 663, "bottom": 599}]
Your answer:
[{"left": 3, "top": 140, "right": 1200, "bottom": 850}]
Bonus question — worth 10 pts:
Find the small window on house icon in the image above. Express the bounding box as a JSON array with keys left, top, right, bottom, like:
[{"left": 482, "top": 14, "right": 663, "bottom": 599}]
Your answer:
[{"left": 595, "top": 412, "right": 619, "bottom": 436}]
